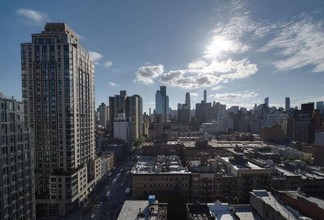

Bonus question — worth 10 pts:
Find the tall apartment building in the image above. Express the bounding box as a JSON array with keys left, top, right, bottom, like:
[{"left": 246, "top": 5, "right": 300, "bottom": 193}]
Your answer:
[
  {"left": 21, "top": 23, "right": 97, "bottom": 216},
  {"left": 0, "top": 97, "right": 36, "bottom": 220}
]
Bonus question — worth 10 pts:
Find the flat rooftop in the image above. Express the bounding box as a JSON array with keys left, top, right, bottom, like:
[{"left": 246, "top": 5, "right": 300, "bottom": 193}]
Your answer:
[
  {"left": 117, "top": 200, "right": 166, "bottom": 220},
  {"left": 132, "top": 155, "right": 189, "bottom": 174},
  {"left": 286, "top": 191, "right": 324, "bottom": 210},
  {"left": 220, "top": 157, "right": 264, "bottom": 170},
  {"left": 251, "top": 190, "right": 301, "bottom": 220},
  {"left": 182, "top": 140, "right": 268, "bottom": 149}
]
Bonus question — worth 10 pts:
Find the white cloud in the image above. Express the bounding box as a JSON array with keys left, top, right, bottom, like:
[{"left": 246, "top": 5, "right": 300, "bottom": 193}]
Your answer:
[
  {"left": 16, "top": 8, "right": 49, "bottom": 26},
  {"left": 134, "top": 65, "right": 164, "bottom": 85},
  {"left": 104, "top": 60, "right": 113, "bottom": 68},
  {"left": 210, "top": 91, "right": 258, "bottom": 108},
  {"left": 159, "top": 58, "right": 257, "bottom": 89},
  {"left": 212, "top": 86, "right": 223, "bottom": 91},
  {"left": 190, "top": 92, "right": 199, "bottom": 100},
  {"left": 108, "top": 82, "right": 118, "bottom": 87},
  {"left": 89, "top": 51, "right": 103, "bottom": 65},
  {"left": 260, "top": 16, "right": 324, "bottom": 73},
  {"left": 133, "top": 2, "right": 258, "bottom": 90},
  {"left": 134, "top": 58, "right": 257, "bottom": 89}
]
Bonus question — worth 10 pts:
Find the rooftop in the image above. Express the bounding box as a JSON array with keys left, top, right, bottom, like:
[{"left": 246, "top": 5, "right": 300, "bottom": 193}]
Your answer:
[
  {"left": 251, "top": 190, "right": 301, "bottom": 220},
  {"left": 132, "top": 155, "right": 189, "bottom": 174},
  {"left": 182, "top": 140, "right": 268, "bottom": 149},
  {"left": 220, "top": 157, "right": 264, "bottom": 171},
  {"left": 187, "top": 201, "right": 260, "bottom": 220},
  {"left": 117, "top": 200, "right": 167, "bottom": 220},
  {"left": 285, "top": 191, "right": 324, "bottom": 210}
]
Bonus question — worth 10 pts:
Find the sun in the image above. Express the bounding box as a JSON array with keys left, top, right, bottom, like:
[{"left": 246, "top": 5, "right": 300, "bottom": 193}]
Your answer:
[{"left": 205, "top": 36, "right": 235, "bottom": 58}]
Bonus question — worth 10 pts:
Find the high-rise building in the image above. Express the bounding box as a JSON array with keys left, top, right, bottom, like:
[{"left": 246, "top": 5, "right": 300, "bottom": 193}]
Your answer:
[
  {"left": 109, "top": 90, "right": 127, "bottom": 134},
  {"left": 265, "top": 97, "right": 269, "bottom": 108},
  {"left": 155, "top": 86, "right": 169, "bottom": 122},
  {"left": 126, "top": 94, "right": 143, "bottom": 139},
  {"left": 316, "top": 101, "right": 324, "bottom": 113},
  {"left": 113, "top": 113, "right": 132, "bottom": 152},
  {"left": 109, "top": 91, "right": 143, "bottom": 139},
  {"left": 98, "top": 103, "right": 109, "bottom": 129},
  {"left": 203, "top": 90, "right": 207, "bottom": 103},
  {"left": 301, "top": 102, "right": 314, "bottom": 113},
  {"left": 21, "top": 23, "right": 97, "bottom": 216},
  {"left": 285, "top": 97, "right": 290, "bottom": 112},
  {"left": 0, "top": 97, "right": 36, "bottom": 219},
  {"left": 185, "top": 92, "right": 190, "bottom": 110}
]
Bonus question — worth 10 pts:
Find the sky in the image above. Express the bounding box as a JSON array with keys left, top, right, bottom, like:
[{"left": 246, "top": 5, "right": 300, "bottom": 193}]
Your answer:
[{"left": 1, "top": 0, "right": 324, "bottom": 113}]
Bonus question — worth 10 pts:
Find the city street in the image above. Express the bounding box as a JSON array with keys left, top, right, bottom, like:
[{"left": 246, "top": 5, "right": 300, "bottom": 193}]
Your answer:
[{"left": 45, "top": 158, "right": 134, "bottom": 220}]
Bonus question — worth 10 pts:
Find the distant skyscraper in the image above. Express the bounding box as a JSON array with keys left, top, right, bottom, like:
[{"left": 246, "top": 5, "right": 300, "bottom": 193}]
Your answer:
[
  {"left": 204, "top": 90, "right": 207, "bottom": 103},
  {"left": 316, "top": 101, "right": 324, "bottom": 112},
  {"left": 265, "top": 97, "right": 269, "bottom": 108},
  {"left": 301, "top": 102, "right": 314, "bottom": 113},
  {"left": 155, "top": 86, "right": 169, "bottom": 122},
  {"left": 185, "top": 92, "right": 190, "bottom": 110},
  {"left": 109, "top": 91, "right": 143, "bottom": 139},
  {"left": 285, "top": 97, "right": 290, "bottom": 112},
  {"left": 109, "top": 90, "right": 127, "bottom": 134},
  {"left": 0, "top": 97, "right": 36, "bottom": 219},
  {"left": 98, "top": 102, "right": 109, "bottom": 128},
  {"left": 126, "top": 94, "right": 143, "bottom": 139},
  {"left": 21, "top": 23, "right": 96, "bottom": 216}
]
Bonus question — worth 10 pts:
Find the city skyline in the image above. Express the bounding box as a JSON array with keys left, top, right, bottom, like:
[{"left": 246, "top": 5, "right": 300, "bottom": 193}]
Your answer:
[{"left": 1, "top": 0, "right": 324, "bottom": 112}]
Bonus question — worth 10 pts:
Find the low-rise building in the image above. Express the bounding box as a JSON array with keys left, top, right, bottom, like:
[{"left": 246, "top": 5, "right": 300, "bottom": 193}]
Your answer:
[
  {"left": 117, "top": 196, "right": 167, "bottom": 220},
  {"left": 142, "top": 140, "right": 183, "bottom": 157},
  {"left": 216, "top": 148, "right": 272, "bottom": 203},
  {"left": 132, "top": 155, "right": 191, "bottom": 201},
  {"left": 250, "top": 190, "right": 310, "bottom": 220},
  {"left": 186, "top": 201, "right": 259, "bottom": 220},
  {"left": 272, "top": 190, "right": 324, "bottom": 220}
]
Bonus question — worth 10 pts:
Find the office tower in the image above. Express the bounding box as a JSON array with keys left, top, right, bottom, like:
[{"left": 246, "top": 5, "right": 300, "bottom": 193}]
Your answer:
[
  {"left": 0, "top": 97, "right": 36, "bottom": 219},
  {"left": 21, "top": 23, "right": 96, "bottom": 216},
  {"left": 155, "top": 86, "right": 169, "bottom": 122},
  {"left": 204, "top": 90, "right": 207, "bottom": 103},
  {"left": 109, "top": 90, "right": 127, "bottom": 134},
  {"left": 98, "top": 103, "right": 109, "bottom": 129},
  {"left": 285, "top": 97, "right": 290, "bottom": 112},
  {"left": 185, "top": 92, "right": 190, "bottom": 110}
]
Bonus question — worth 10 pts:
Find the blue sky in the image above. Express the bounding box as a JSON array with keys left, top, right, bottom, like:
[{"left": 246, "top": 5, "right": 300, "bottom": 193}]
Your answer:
[{"left": 1, "top": 0, "right": 324, "bottom": 113}]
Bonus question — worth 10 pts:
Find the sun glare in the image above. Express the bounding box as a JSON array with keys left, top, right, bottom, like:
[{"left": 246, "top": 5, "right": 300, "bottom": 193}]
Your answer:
[{"left": 205, "top": 36, "right": 234, "bottom": 58}]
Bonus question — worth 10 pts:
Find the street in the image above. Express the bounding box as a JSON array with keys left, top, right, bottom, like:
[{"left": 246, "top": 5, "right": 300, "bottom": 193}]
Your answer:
[{"left": 46, "top": 158, "right": 134, "bottom": 220}]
